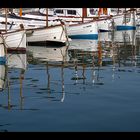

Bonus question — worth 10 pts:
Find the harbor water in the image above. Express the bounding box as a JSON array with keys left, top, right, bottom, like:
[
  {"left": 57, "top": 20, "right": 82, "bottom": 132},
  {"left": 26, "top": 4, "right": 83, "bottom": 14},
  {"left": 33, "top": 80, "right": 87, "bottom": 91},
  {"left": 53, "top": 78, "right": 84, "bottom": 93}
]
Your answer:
[{"left": 0, "top": 29, "right": 140, "bottom": 132}]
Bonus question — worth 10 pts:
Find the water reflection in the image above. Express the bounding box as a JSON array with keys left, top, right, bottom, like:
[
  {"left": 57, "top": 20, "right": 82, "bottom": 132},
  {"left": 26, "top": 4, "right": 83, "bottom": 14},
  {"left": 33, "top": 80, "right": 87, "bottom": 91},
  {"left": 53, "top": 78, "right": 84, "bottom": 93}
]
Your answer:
[
  {"left": 27, "top": 45, "right": 69, "bottom": 63},
  {"left": 0, "top": 30, "right": 140, "bottom": 106},
  {"left": 98, "top": 32, "right": 112, "bottom": 42},
  {"left": 45, "top": 61, "right": 65, "bottom": 102},
  {"left": 7, "top": 53, "right": 27, "bottom": 70},
  {"left": 113, "top": 31, "right": 139, "bottom": 68},
  {"left": 27, "top": 45, "right": 68, "bottom": 102},
  {"left": 0, "top": 29, "right": 140, "bottom": 131},
  {"left": 69, "top": 39, "right": 98, "bottom": 52},
  {"left": 113, "top": 30, "right": 136, "bottom": 45},
  {"left": 0, "top": 53, "right": 27, "bottom": 110},
  {"left": 0, "top": 64, "right": 6, "bottom": 91},
  {"left": 68, "top": 39, "right": 104, "bottom": 86}
]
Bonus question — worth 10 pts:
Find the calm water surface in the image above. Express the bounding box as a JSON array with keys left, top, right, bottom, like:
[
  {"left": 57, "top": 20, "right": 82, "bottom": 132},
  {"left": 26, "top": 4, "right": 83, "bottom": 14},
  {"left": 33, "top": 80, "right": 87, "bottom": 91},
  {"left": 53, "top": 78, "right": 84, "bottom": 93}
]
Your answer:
[{"left": 0, "top": 30, "right": 140, "bottom": 132}]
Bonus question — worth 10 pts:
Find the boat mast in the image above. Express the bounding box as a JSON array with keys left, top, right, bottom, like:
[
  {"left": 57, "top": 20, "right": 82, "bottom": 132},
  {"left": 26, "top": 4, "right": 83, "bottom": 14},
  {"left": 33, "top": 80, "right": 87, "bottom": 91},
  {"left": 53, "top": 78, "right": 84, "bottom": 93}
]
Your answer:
[
  {"left": 124, "top": 8, "right": 126, "bottom": 25},
  {"left": 98, "top": 8, "right": 102, "bottom": 18},
  {"left": 131, "top": 8, "right": 136, "bottom": 27},
  {"left": 103, "top": 8, "right": 107, "bottom": 15},
  {"left": 5, "top": 8, "right": 8, "bottom": 32},
  {"left": 19, "top": 8, "right": 22, "bottom": 17},
  {"left": 82, "top": 8, "right": 87, "bottom": 23},
  {"left": 46, "top": 8, "right": 48, "bottom": 27},
  {"left": 117, "top": 8, "right": 119, "bottom": 14}
]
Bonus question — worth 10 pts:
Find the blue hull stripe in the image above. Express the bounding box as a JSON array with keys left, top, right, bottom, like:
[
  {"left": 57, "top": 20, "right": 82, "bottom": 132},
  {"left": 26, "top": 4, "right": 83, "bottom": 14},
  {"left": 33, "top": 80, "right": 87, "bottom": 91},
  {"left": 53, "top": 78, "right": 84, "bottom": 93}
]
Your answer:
[
  {"left": 69, "top": 34, "right": 98, "bottom": 40},
  {"left": 116, "top": 26, "right": 136, "bottom": 30}
]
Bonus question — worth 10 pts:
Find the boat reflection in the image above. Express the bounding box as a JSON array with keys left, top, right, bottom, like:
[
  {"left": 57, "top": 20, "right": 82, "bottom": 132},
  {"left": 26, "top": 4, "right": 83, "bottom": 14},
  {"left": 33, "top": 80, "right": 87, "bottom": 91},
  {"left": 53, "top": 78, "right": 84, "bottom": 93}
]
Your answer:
[
  {"left": 113, "top": 30, "right": 136, "bottom": 45},
  {"left": 69, "top": 39, "right": 98, "bottom": 52},
  {"left": 27, "top": 45, "right": 69, "bottom": 63},
  {"left": 68, "top": 40, "right": 104, "bottom": 86},
  {"left": 114, "top": 30, "right": 140, "bottom": 67},
  {"left": 1, "top": 53, "right": 27, "bottom": 110},
  {"left": 0, "top": 43, "right": 6, "bottom": 91},
  {"left": 0, "top": 64, "right": 6, "bottom": 91},
  {"left": 7, "top": 53, "right": 27, "bottom": 70},
  {"left": 98, "top": 32, "right": 112, "bottom": 42},
  {"left": 27, "top": 45, "right": 69, "bottom": 102}
]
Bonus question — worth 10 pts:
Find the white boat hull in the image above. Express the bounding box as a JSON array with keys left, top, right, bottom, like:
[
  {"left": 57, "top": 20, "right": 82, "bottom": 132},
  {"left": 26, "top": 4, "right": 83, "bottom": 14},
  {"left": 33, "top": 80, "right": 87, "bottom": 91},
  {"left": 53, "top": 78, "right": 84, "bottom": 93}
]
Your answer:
[
  {"left": 26, "top": 24, "right": 68, "bottom": 45},
  {"left": 112, "top": 13, "right": 136, "bottom": 30},
  {"left": 67, "top": 21, "right": 98, "bottom": 39},
  {"left": 0, "top": 16, "right": 46, "bottom": 27},
  {"left": 0, "top": 30, "right": 26, "bottom": 52},
  {"left": 97, "top": 19, "right": 112, "bottom": 32}
]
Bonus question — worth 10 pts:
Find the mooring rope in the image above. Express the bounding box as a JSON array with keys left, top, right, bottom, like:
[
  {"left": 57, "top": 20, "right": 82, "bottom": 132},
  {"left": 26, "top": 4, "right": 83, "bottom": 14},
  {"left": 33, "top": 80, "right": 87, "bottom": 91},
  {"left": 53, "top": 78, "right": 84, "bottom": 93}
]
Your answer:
[{"left": 59, "top": 20, "right": 70, "bottom": 46}]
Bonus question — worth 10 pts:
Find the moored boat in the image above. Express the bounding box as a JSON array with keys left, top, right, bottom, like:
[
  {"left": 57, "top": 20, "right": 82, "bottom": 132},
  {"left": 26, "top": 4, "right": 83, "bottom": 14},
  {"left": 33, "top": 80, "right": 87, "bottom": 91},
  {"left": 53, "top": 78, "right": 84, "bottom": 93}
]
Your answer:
[
  {"left": 0, "top": 9, "right": 27, "bottom": 52},
  {"left": 67, "top": 20, "right": 98, "bottom": 39},
  {"left": 0, "top": 29, "right": 26, "bottom": 52},
  {"left": 112, "top": 9, "right": 136, "bottom": 30},
  {"left": 26, "top": 22, "right": 69, "bottom": 46}
]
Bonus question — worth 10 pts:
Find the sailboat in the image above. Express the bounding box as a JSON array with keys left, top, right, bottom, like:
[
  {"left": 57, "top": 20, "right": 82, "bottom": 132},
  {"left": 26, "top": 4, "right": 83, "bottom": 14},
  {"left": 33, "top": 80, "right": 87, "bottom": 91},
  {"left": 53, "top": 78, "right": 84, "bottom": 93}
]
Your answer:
[
  {"left": 111, "top": 8, "right": 136, "bottom": 30},
  {"left": 66, "top": 8, "right": 98, "bottom": 39},
  {"left": 26, "top": 23, "right": 69, "bottom": 46},
  {"left": 39, "top": 8, "right": 112, "bottom": 32},
  {"left": 8, "top": 8, "right": 98, "bottom": 39},
  {"left": 0, "top": 8, "right": 26, "bottom": 52},
  {"left": 22, "top": 8, "right": 69, "bottom": 46},
  {"left": 0, "top": 8, "right": 46, "bottom": 28},
  {"left": 8, "top": 8, "right": 112, "bottom": 34},
  {"left": 0, "top": 8, "right": 69, "bottom": 46}
]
